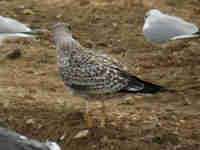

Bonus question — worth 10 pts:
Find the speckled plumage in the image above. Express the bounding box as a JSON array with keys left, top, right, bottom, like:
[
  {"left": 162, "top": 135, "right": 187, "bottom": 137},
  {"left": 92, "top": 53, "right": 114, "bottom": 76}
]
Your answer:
[
  {"left": 52, "top": 22, "right": 172, "bottom": 128},
  {"left": 52, "top": 23, "right": 171, "bottom": 98}
]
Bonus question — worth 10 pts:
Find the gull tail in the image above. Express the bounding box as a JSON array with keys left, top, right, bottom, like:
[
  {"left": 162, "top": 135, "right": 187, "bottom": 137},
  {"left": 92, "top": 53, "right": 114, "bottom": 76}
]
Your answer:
[
  {"left": 170, "top": 31, "right": 200, "bottom": 41},
  {"left": 29, "top": 26, "right": 41, "bottom": 30},
  {"left": 120, "top": 75, "right": 175, "bottom": 94},
  {"left": 0, "top": 32, "right": 34, "bottom": 38},
  {"left": 10, "top": 33, "right": 34, "bottom": 37},
  {"left": 194, "top": 30, "right": 200, "bottom": 35}
]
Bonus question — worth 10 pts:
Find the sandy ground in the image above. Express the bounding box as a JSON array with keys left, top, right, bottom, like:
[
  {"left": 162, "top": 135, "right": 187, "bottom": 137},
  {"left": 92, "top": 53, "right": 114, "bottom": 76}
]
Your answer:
[{"left": 0, "top": 0, "right": 200, "bottom": 149}]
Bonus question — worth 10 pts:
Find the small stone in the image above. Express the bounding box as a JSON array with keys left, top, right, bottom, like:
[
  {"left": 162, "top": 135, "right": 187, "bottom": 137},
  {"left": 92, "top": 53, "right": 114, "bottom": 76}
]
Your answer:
[
  {"left": 37, "top": 124, "right": 43, "bottom": 129},
  {"left": 26, "top": 118, "right": 35, "bottom": 125},
  {"left": 183, "top": 97, "right": 191, "bottom": 105},
  {"left": 16, "top": 5, "right": 25, "bottom": 9},
  {"left": 8, "top": 116, "right": 14, "bottom": 121},
  {"left": 23, "top": 9, "right": 35, "bottom": 15},
  {"left": 73, "top": 129, "right": 89, "bottom": 139},
  {"left": 121, "top": 96, "right": 135, "bottom": 105},
  {"left": 59, "top": 134, "right": 65, "bottom": 141},
  {"left": 3, "top": 101, "right": 10, "bottom": 108},
  {"left": 179, "top": 120, "right": 185, "bottom": 124},
  {"left": 101, "top": 136, "right": 109, "bottom": 142},
  {"left": 112, "top": 22, "right": 118, "bottom": 27},
  {"left": 6, "top": 49, "right": 21, "bottom": 59},
  {"left": 56, "top": 14, "right": 62, "bottom": 18}
]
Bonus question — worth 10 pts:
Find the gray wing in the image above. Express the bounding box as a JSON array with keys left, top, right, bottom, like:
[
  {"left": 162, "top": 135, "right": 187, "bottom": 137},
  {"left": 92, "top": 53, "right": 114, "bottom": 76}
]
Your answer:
[
  {"left": 59, "top": 51, "right": 142, "bottom": 94},
  {"left": 17, "top": 139, "right": 49, "bottom": 150},
  {"left": 0, "top": 16, "right": 31, "bottom": 33},
  {"left": 144, "top": 15, "right": 199, "bottom": 44},
  {"left": 0, "top": 127, "right": 48, "bottom": 150}
]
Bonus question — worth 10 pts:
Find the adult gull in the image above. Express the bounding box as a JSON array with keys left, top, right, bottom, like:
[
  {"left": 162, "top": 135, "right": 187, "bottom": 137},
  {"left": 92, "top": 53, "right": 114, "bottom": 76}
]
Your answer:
[{"left": 143, "top": 9, "right": 200, "bottom": 44}]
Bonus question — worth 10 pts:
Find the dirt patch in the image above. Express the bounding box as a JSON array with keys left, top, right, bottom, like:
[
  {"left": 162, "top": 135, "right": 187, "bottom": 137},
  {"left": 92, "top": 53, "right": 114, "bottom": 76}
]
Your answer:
[{"left": 0, "top": 0, "right": 200, "bottom": 150}]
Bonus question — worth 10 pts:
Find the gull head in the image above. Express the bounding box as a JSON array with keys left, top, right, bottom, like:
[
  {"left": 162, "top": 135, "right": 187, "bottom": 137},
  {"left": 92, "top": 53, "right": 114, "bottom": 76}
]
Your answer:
[
  {"left": 144, "top": 9, "right": 163, "bottom": 20},
  {"left": 45, "top": 141, "right": 61, "bottom": 150},
  {"left": 52, "top": 22, "right": 72, "bottom": 34}
]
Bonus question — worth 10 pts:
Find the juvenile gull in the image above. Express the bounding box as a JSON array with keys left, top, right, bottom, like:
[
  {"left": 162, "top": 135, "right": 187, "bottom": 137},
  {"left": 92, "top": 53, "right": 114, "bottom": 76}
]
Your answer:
[
  {"left": 143, "top": 9, "right": 200, "bottom": 44},
  {"left": 52, "top": 22, "right": 173, "bottom": 128},
  {"left": 0, "top": 127, "right": 61, "bottom": 150}
]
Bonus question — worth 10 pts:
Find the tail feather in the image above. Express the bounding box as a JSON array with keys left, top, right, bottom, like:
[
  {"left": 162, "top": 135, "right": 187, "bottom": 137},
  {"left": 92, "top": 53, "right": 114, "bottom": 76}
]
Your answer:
[
  {"left": 29, "top": 26, "right": 41, "bottom": 30},
  {"left": 170, "top": 34, "right": 200, "bottom": 41},
  {"left": 194, "top": 30, "right": 200, "bottom": 35},
  {"left": 170, "top": 30, "right": 200, "bottom": 41},
  {"left": 120, "top": 75, "right": 175, "bottom": 94},
  {"left": 0, "top": 33, "right": 34, "bottom": 38}
]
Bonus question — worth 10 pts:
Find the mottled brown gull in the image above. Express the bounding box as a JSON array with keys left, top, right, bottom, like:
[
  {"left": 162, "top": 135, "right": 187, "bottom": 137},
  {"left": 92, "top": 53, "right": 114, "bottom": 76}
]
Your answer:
[{"left": 52, "top": 22, "right": 174, "bottom": 128}]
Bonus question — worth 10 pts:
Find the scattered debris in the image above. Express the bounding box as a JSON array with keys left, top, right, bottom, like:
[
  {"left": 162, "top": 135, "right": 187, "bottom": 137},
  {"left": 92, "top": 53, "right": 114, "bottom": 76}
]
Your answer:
[
  {"left": 6, "top": 48, "right": 21, "bottom": 59},
  {"left": 73, "top": 129, "right": 89, "bottom": 139},
  {"left": 23, "top": 9, "right": 35, "bottom": 15},
  {"left": 59, "top": 134, "right": 66, "bottom": 141},
  {"left": 26, "top": 118, "right": 35, "bottom": 125}
]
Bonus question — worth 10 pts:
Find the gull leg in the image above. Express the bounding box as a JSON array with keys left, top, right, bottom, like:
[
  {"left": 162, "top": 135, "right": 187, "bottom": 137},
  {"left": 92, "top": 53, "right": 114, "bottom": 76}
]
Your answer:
[
  {"left": 100, "top": 101, "right": 106, "bottom": 128},
  {"left": 85, "top": 101, "right": 93, "bottom": 128}
]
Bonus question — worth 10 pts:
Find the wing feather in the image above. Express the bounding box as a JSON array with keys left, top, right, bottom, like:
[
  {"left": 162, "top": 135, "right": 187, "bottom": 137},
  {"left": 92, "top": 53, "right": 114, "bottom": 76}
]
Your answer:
[{"left": 59, "top": 50, "right": 130, "bottom": 94}]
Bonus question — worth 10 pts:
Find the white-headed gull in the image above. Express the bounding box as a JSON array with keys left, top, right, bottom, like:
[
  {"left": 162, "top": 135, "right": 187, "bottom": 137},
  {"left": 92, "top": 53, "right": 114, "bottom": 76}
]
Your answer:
[{"left": 143, "top": 9, "right": 200, "bottom": 44}]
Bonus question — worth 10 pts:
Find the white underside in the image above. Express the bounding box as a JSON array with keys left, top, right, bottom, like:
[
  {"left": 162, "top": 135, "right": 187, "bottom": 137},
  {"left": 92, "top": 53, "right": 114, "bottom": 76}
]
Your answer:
[
  {"left": 45, "top": 141, "right": 61, "bottom": 150},
  {"left": 0, "top": 33, "right": 33, "bottom": 38},
  {"left": 143, "top": 22, "right": 150, "bottom": 31}
]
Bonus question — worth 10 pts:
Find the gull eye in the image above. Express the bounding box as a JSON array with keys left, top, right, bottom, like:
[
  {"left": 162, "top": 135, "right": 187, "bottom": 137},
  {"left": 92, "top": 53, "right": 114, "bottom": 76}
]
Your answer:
[
  {"left": 144, "top": 15, "right": 148, "bottom": 20},
  {"left": 67, "top": 24, "right": 72, "bottom": 30}
]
